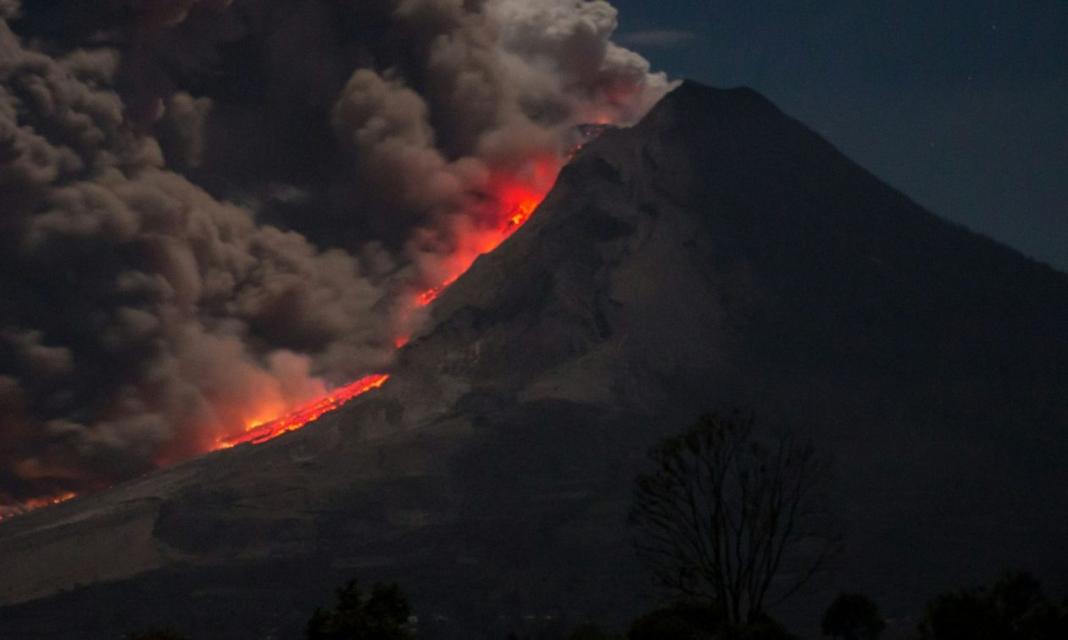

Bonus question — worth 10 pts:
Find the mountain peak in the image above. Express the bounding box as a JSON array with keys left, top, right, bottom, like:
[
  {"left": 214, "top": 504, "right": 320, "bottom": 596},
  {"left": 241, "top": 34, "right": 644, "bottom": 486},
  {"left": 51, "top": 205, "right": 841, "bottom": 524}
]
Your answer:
[{"left": 657, "top": 80, "right": 778, "bottom": 117}]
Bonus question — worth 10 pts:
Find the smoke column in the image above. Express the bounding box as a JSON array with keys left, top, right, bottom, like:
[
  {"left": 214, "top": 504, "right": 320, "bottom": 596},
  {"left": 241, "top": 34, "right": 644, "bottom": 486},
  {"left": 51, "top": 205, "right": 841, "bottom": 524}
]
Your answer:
[{"left": 0, "top": 0, "right": 672, "bottom": 515}]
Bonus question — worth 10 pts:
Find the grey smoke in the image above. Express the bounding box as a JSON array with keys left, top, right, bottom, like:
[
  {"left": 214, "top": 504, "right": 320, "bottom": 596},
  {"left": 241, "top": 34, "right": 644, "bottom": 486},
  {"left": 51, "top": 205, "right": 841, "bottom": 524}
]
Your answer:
[
  {"left": 0, "top": 0, "right": 671, "bottom": 511},
  {"left": 0, "top": 0, "right": 17, "bottom": 21}
]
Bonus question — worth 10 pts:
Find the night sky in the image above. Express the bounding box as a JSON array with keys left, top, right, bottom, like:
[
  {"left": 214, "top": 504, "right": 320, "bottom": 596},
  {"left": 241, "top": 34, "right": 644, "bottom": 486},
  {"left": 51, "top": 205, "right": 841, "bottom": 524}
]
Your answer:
[{"left": 615, "top": 1, "right": 1068, "bottom": 271}]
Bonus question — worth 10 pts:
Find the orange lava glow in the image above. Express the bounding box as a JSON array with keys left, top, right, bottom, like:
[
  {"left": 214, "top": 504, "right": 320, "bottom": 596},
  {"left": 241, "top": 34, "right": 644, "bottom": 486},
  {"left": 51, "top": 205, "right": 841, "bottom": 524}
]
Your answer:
[
  {"left": 0, "top": 491, "right": 77, "bottom": 522},
  {"left": 25, "top": 491, "right": 77, "bottom": 510},
  {"left": 416, "top": 275, "right": 460, "bottom": 308},
  {"left": 212, "top": 164, "right": 555, "bottom": 453},
  {"left": 216, "top": 161, "right": 557, "bottom": 454},
  {"left": 213, "top": 374, "right": 390, "bottom": 449},
  {"left": 413, "top": 160, "right": 557, "bottom": 308},
  {"left": 2, "top": 138, "right": 596, "bottom": 521}
]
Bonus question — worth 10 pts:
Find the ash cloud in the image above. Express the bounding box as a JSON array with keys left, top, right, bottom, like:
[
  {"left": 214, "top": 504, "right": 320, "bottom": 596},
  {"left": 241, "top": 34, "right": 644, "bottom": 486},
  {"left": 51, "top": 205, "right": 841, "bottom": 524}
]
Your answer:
[{"left": 0, "top": 0, "right": 671, "bottom": 510}]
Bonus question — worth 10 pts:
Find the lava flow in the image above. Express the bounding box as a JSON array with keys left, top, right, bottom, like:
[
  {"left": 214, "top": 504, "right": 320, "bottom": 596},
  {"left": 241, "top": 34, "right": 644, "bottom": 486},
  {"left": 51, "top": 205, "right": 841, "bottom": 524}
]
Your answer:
[
  {"left": 414, "top": 167, "right": 552, "bottom": 308},
  {"left": 217, "top": 159, "right": 559, "bottom": 450},
  {"left": 0, "top": 491, "right": 77, "bottom": 522},
  {"left": 214, "top": 374, "right": 391, "bottom": 449},
  {"left": 3, "top": 153, "right": 563, "bottom": 521}
]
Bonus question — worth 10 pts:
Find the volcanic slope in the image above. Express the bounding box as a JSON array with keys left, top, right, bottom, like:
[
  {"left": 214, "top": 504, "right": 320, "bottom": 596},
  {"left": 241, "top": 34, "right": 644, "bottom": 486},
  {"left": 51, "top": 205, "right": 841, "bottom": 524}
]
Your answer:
[{"left": 2, "top": 81, "right": 1067, "bottom": 638}]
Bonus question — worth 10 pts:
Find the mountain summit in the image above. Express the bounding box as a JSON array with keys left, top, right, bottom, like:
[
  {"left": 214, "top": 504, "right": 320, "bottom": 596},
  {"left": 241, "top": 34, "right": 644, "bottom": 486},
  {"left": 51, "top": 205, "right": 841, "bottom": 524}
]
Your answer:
[{"left": 2, "top": 81, "right": 1066, "bottom": 638}]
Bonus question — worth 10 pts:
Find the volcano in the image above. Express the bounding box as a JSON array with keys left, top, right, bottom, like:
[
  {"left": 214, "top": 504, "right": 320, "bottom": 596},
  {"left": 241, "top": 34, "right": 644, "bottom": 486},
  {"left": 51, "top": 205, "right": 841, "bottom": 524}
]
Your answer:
[{"left": 1, "top": 81, "right": 1066, "bottom": 638}]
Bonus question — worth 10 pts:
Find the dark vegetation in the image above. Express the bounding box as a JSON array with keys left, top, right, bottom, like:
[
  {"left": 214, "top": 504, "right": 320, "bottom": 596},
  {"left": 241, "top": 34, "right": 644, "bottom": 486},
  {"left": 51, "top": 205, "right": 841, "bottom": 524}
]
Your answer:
[
  {"left": 821, "top": 593, "right": 884, "bottom": 640},
  {"left": 306, "top": 580, "right": 416, "bottom": 640},
  {"left": 916, "top": 572, "right": 1068, "bottom": 640},
  {"left": 629, "top": 413, "right": 838, "bottom": 629},
  {"left": 126, "top": 417, "right": 1068, "bottom": 640}
]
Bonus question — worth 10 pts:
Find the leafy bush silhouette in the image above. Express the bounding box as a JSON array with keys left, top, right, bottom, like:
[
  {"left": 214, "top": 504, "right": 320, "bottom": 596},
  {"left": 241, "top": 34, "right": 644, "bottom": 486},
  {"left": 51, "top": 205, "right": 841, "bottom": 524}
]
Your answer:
[
  {"left": 627, "top": 604, "right": 725, "bottom": 640},
  {"left": 917, "top": 572, "right": 1067, "bottom": 640},
  {"left": 821, "top": 593, "right": 884, "bottom": 639},
  {"left": 306, "top": 580, "right": 415, "bottom": 640}
]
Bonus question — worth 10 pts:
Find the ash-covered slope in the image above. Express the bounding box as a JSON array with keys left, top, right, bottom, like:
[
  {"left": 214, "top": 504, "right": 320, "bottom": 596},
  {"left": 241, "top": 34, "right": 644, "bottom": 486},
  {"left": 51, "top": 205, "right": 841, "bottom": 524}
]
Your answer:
[{"left": 2, "top": 81, "right": 1067, "bottom": 639}]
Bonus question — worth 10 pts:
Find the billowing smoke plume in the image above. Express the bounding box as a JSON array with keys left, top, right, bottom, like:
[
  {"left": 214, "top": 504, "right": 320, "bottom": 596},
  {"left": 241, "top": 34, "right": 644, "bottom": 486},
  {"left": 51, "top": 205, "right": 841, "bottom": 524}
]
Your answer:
[{"left": 0, "top": 0, "right": 671, "bottom": 513}]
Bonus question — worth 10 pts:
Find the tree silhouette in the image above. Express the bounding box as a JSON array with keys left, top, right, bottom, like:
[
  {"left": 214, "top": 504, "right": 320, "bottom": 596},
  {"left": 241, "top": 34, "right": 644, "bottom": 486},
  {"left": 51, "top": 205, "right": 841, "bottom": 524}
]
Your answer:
[
  {"left": 917, "top": 572, "right": 1067, "bottom": 640},
  {"left": 821, "top": 593, "right": 884, "bottom": 639},
  {"left": 306, "top": 580, "right": 415, "bottom": 640},
  {"left": 630, "top": 413, "right": 838, "bottom": 627},
  {"left": 627, "top": 603, "right": 724, "bottom": 640}
]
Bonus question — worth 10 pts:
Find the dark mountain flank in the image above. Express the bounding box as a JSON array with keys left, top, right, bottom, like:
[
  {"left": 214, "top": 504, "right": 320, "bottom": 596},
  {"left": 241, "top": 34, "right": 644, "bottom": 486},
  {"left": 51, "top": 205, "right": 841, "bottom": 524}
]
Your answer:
[{"left": 2, "top": 81, "right": 1066, "bottom": 638}]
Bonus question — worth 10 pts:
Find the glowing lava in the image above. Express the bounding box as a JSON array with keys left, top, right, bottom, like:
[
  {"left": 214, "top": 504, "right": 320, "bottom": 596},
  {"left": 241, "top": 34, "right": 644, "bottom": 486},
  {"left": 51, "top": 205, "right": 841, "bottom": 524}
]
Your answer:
[
  {"left": 214, "top": 374, "right": 390, "bottom": 449},
  {"left": 216, "top": 176, "right": 550, "bottom": 453},
  {"left": 415, "top": 173, "right": 551, "bottom": 307},
  {"left": 0, "top": 491, "right": 77, "bottom": 522},
  {"left": 218, "top": 159, "right": 558, "bottom": 450},
  {"left": 416, "top": 275, "right": 459, "bottom": 307},
  {"left": 2, "top": 136, "right": 598, "bottom": 522}
]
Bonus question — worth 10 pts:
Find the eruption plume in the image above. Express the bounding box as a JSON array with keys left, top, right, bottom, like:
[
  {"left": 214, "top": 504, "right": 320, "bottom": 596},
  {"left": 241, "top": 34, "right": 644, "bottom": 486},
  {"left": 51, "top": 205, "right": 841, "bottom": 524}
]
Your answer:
[{"left": 0, "top": 0, "right": 672, "bottom": 515}]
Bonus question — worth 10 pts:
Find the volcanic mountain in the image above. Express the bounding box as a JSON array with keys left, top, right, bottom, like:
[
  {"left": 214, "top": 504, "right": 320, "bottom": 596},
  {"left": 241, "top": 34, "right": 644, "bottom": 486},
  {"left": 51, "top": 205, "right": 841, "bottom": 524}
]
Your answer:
[{"left": 2, "top": 81, "right": 1066, "bottom": 638}]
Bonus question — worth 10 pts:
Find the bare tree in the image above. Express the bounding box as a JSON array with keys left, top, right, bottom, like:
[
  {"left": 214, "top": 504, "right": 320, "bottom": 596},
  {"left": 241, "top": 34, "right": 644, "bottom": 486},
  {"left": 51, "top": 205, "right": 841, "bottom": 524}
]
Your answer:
[{"left": 630, "top": 412, "right": 838, "bottom": 627}]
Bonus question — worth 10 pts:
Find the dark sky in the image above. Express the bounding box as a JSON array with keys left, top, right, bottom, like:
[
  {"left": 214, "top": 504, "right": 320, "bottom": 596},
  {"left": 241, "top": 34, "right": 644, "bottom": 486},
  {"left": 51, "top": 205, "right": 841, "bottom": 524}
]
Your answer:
[{"left": 614, "top": 1, "right": 1068, "bottom": 272}]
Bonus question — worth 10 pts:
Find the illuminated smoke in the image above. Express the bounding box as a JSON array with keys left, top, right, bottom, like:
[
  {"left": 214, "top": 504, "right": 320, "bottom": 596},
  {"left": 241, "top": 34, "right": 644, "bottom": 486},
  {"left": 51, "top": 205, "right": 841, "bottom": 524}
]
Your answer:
[
  {"left": 0, "top": 0, "right": 672, "bottom": 511},
  {"left": 214, "top": 374, "right": 391, "bottom": 449}
]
